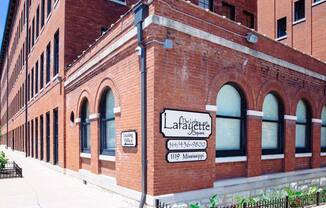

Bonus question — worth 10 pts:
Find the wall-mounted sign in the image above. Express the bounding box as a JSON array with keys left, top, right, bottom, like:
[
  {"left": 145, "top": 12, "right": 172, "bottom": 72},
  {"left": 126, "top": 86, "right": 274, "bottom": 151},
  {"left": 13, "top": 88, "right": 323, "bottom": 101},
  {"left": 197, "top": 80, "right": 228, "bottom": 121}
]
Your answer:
[
  {"left": 160, "top": 109, "right": 212, "bottom": 138},
  {"left": 167, "top": 151, "right": 207, "bottom": 163},
  {"left": 167, "top": 139, "right": 207, "bottom": 151},
  {"left": 121, "top": 131, "right": 137, "bottom": 147}
]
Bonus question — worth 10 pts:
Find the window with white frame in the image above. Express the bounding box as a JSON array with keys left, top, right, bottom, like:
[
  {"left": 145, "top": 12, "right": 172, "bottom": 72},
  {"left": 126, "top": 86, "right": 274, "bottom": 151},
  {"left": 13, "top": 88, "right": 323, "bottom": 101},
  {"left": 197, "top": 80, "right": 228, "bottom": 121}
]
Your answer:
[
  {"left": 295, "top": 100, "right": 311, "bottom": 153},
  {"left": 262, "top": 93, "right": 283, "bottom": 154},
  {"left": 216, "top": 84, "right": 246, "bottom": 157},
  {"left": 80, "top": 99, "right": 91, "bottom": 153},
  {"left": 100, "top": 89, "right": 116, "bottom": 156},
  {"left": 321, "top": 106, "right": 326, "bottom": 152}
]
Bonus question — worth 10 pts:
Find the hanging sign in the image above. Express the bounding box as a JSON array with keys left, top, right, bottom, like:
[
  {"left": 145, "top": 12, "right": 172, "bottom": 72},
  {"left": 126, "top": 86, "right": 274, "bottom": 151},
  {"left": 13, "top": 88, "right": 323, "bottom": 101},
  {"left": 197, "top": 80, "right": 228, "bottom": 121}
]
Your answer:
[
  {"left": 160, "top": 109, "right": 212, "bottom": 138},
  {"left": 167, "top": 151, "right": 207, "bottom": 163},
  {"left": 121, "top": 131, "right": 137, "bottom": 147},
  {"left": 167, "top": 139, "right": 207, "bottom": 151}
]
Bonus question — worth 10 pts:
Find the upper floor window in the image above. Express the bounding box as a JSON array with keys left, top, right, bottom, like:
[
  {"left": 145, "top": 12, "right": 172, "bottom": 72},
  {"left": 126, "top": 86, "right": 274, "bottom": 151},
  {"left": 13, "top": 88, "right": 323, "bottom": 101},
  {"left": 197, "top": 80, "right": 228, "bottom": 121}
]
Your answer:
[
  {"left": 46, "top": 42, "right": 51, "bottom": 83},
  {"left": 40, "top": 53, "right": 44, "bottom": 89},
  {"left": 41, "top": 0, "right": 45, "bottom": 27},
  {"left": 294, "top": 0, "right": 305, "bottom": 22},
  {"left": 222, "top": 2, "right": 235, "bottom": 21},
  {"left": 198, "top": 0, "right": 213, "bottom": 11},
  {"left": 80, "top": 99, "right": 90, "bottom": 153},
  {"left": 53, "top": 30, "right": 59, "bottom": 76},
  {"left": 36, "top": 6, "right": 40, "bottom": 38},
  {"left": 47, "top": 0, "right": 52, "bottom": 17},
  {"left": 100, "top": 89, "right": 116, "bottom": 156},
  {"left": 35, "top": 61, "right": 39, "bottom": 94},
  {"left": 216, "top": 84, "right": 246, "bottom": 157},
  {"left": 262, "top": 93, "right": 283, "bottom": 155},
  {"left": 321, "top": 106, "right": 326, "bottom": 152},
  {"left": 295, "top": 100, "right": 311, "bottom": 153},
  {"left": 32, "top": 18, "right": 35, "bottom": 46},
  {"left": 243, "top": 11, "right": 254, "bottom": 29},
  {"left": 277, "top": 17, "right": 287, "bottom": 38}
]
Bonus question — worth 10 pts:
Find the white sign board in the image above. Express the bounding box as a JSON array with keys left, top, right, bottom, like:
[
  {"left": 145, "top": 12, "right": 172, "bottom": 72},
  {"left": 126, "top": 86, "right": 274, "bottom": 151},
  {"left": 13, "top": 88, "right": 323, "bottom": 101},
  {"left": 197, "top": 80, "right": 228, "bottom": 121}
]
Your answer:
[
  {"left": 167, "top": 140, "right": 207, "bottom": 150},
  {"left": 167, "top": 152, "right": 207, "bottom": 163},
  {"left": 161, "top": 109, "right": 212, "bottom": 138},
  {"left": 121, "top": 131, "right": 137, "bottom": 147}
]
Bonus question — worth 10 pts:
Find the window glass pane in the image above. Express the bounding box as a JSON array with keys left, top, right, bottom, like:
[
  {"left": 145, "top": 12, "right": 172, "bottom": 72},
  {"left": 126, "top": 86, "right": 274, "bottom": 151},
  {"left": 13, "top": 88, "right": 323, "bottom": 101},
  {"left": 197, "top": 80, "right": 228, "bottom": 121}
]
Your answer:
[
  {"left": 217, "top": 85, "right": 241, "bottom": 117},
  {"left": 321, "top": 127, "right": 326, "bottom": 148},
  {"left": 296, "top": 124, "right": 306, "bottom": 148},
  {"left": 296, "top": 100, "right": 307, "bottom": 123},
  {"left": 322, "top": 106, "right": 326, "bottom": 125},
  {"left": 106, "top": 90, "right": 115, "bottom": 119},
  {"left": 106, "top": 120, "right": 115, "bottom": 150},
  {"left": 262, "top": 122, "right": 278, "bottom": 149},
  {"left": 216, "top": 117, "right": 240, "bottom": 150},
  {"left": 86, "top": 124, "right": 90, "bottom": 149},
  {"left": 263, "top": 94, "right": 279, "bottom": 120}
]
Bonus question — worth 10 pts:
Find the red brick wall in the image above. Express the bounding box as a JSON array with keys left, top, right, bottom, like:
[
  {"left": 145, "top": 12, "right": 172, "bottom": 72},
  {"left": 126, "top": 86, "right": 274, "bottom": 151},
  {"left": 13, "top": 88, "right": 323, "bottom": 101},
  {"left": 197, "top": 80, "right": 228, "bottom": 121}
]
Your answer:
[{"left": 257, "top": 0, "right": 326, "bottom": 61}]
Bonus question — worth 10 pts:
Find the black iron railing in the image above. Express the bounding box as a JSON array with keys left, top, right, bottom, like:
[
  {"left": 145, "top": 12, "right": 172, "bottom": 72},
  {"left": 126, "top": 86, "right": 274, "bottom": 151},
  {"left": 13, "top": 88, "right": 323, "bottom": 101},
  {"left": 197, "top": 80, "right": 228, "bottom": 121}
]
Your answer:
[
  {"left": 156, "top": 192, "right": 326, "bottom": 208},
  {"left": 0, "top": 162, "right": 23, "bottom": 179}
]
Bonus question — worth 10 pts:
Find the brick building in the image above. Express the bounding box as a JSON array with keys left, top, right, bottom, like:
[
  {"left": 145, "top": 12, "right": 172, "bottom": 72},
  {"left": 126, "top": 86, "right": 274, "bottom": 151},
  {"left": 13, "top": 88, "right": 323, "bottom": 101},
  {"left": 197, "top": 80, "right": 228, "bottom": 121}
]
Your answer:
[
  {"left": 1, "top": 0, "right": 326, "bottom": 207},
  {"left": 257, "top": 0, "right": 326, "bottom": 61}
]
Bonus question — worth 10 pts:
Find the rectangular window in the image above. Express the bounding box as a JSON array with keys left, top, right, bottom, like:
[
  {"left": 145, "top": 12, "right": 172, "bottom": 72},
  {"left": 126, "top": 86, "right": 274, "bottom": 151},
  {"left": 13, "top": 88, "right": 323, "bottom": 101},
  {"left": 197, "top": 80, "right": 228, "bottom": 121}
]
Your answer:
[
  {"left": 198, "top": 0, "right": 213, "bottom": 11},
  {"left": 243, "top": 11, "right": 254, "bottom": 29},
  {"left": 294, "top": 0, "right": 305, "bottom": 22},
  {"left": 35, "top": 61, "right": 39, "bottom": 94},
  {"left": 277, "top": 17, "right": 287, "bottom": 38},
  {"left": 31, "top": 120, "right": 34, "bottom": 158},
  {"left": 35, "top": 118, "right": 38, "bottom": 159},
  {"left": 32, "top": 18, "right": 35, "bottom": 46},
  {"left": 36, "top": 6, "right": 40, "bottom": 38},
  {"left": 46, "top": 43, "right": 51, "bottom": 83},
  {"left": 40, "top": 53, "right": 44, "bottom": 89},
  {"left": 53, "top": 30, "right": 59, "bottom": 76},
  {"left": 28, "top": 27, "right": 31, "bottom": 53},
  {"left": 41, "top": 0, "right": 45, "bottom": 27},
  {"left": 31, "top": 68, "right": 34, "bottom": 97},
  {"left": 46, "top": 112, "right": 50, "bottom": 162},
  {"left": 53, "top": 108, "right": 58, "bottom": 165},
  {"left": 27, "top": 74, "right": 30, "bottom": 101},
  {"left": 40, "top": 115, "right": 44, "bottom": 160},
  {"left": 47, "top": 0, "right": 52, "bottom": 17},
  {"left": 222, "top": 2, "right": 235, "bottom": 21}
]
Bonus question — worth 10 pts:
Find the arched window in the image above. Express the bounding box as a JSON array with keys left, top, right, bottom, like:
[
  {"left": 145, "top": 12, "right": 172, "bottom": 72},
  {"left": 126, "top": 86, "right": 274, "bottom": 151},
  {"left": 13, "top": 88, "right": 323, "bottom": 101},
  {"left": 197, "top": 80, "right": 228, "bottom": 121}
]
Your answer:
[
  {"left": 295, "top": 100, "right": 311, "bottom": 153},
  {"left": 80, "top": 99, "right": 90, "bottom": 153},
  {"left": 321, "top": 106, "right": 326, "bottom": 152},
  {"left": 100, "top": 89, "right": 115, "bottom": 155},
  {"left": 216, "top": 84, "right": 246, "bottom": 157},
  {"left": 262, "top": 93, "right": 283, "bottom": 154}
]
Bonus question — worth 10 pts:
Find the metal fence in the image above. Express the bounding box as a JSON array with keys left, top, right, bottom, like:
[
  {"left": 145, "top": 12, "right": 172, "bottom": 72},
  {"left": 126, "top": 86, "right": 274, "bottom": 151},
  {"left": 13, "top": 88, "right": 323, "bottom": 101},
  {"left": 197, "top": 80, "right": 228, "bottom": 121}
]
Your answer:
[
  {"left": 0, "top": 162, "right": 23, "bottom": 179},
  {"left": 156, "top": 192, "right": 326, "bottom": 208}
]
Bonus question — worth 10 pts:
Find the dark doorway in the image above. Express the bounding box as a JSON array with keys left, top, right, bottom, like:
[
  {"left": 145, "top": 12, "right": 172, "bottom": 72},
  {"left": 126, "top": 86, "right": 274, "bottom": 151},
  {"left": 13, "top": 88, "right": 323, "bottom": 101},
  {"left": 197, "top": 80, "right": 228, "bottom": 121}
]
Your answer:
[{"left": 53, "top": 109, "right": 59, "bottom": 165}]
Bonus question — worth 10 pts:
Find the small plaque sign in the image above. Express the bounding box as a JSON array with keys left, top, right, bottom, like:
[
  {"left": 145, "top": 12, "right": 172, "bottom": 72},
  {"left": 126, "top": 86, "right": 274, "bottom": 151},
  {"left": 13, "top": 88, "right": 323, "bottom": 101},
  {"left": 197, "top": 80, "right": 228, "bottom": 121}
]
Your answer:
[
  {"left": 167, "top": 139, "right": 207, "bottom": 151},
  {"left": 167, "top": 151, "right": 207, "bottom": 163},
  {"left": 161, "top": 109, "right": 212, "bottom": 138},
  {"left": 121, "top": 131, "right": 137, "bottom": 147}
]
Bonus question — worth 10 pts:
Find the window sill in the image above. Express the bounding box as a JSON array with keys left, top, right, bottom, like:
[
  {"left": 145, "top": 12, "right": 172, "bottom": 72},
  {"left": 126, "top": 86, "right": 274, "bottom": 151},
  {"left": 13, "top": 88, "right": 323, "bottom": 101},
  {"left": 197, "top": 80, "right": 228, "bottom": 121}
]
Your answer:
[
  {"left": 53, "top": 0, "right": 59, "bottom": 9},
  {"left": 312, "top": 0, "right": 326, "bottom": 7},
  {"left": 321, "top": 152, "right": 326, "bottom": 156},
  {"left": 293, "top": 18, "right": 306, "bottom": 26},
  {"left": 215, "top": 156, "right": 247, "bottom": 163},
  {"left": 109, "top": 0, "right": 127, "bottom": 6},
  {"left": 261, "top": 154, "right": 284, "bottom": 160},
  {"left": 46, "top": 13, "right": 52, "bottom": 24},
  {"left": 45, "top": 82, "right": 51, "bottom": 88},
  {"left": 99, "top": 155, "right": 115, "bottom": 162},
  {"left": 275, "top": 35, "right": 287, "bottom": 41},
  {"left": 52, "top": 74, "right": 60, "bottom": 82},
  {"left": 80, "top": 153, "right": 91, "bottom": 159},
  {"left": 295, "top": 153, "right": 312, "bottom": 158}
]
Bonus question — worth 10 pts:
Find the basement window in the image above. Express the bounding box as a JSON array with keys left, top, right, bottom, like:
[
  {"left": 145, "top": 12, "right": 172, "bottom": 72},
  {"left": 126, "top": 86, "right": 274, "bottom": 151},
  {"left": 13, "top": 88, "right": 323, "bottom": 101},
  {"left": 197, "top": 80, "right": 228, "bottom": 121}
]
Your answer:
[
  {"left": 222, "top": 2, "right": 235, "bottom": 21},
  {"left": 294, "top": 0, "right": 305, "bottom": 22},
  {"left": 277, "top": 17, "right": 287, "bottom": 39},
  {"left": 199, "top": 0, "right": 214, "bottom": 11}
]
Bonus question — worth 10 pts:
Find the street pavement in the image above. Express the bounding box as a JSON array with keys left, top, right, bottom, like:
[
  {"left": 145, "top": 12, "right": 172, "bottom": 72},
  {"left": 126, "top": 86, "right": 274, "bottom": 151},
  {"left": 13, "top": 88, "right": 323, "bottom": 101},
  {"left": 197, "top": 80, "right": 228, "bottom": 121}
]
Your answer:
[{"left": 0, "top": 146, "right": 136, "bottom": 208}]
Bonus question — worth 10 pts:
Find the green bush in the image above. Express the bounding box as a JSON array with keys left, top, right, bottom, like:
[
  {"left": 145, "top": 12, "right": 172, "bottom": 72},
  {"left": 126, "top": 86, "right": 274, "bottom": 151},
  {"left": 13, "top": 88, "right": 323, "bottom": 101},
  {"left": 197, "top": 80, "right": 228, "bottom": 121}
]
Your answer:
[{"left": 0, "top": 151, "right": 8, "bottom": 171}]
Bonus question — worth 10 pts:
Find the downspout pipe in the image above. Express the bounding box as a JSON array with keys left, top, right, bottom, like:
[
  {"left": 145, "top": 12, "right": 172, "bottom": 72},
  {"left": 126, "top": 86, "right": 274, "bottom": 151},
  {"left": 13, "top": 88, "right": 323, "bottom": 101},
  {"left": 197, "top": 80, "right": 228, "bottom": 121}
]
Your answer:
[
  {"left": 133, "top": 3, "right": 149, "bottom": 208},
  {"left": 25, "top": 0, "right": 29, "bottom": 157}
]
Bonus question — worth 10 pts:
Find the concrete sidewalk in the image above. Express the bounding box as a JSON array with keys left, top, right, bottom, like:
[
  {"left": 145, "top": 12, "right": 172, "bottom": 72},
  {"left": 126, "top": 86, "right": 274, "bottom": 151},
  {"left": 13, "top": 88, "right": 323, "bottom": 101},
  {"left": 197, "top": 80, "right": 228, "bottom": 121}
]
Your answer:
[{"left": 0, "top": 147, "right": 136, "bottom": 208}]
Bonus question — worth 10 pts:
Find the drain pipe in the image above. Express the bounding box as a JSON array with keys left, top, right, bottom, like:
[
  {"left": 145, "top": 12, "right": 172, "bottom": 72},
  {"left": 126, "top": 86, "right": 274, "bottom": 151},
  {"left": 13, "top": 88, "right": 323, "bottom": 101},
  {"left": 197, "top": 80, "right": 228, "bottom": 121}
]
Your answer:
[{"left": 133, "top": 3, "right": 149, "bottom": 208}]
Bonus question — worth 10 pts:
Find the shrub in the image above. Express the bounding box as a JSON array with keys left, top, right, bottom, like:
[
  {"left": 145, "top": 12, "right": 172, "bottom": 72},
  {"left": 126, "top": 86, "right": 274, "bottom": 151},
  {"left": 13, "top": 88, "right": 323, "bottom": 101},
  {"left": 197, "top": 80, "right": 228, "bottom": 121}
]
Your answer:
[{"left": 0, "top": 151, "right": 8, "bottom": 171}]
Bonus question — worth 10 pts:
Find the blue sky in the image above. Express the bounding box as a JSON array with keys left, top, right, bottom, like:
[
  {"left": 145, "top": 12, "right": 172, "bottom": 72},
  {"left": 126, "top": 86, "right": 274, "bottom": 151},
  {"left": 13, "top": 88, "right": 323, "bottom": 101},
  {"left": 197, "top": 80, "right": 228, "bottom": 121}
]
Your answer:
[{"left": 0, "top": 0, "right": 10, "bottom": 47}]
